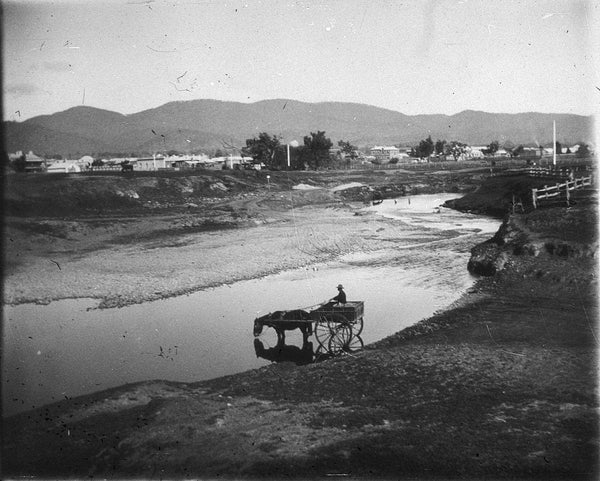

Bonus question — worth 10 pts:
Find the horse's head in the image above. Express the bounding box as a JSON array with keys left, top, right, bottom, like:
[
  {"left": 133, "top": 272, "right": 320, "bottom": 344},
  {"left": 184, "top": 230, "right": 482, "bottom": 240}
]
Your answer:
[{"left": 253, "top": 318, "right": 264, "bottom": 337}]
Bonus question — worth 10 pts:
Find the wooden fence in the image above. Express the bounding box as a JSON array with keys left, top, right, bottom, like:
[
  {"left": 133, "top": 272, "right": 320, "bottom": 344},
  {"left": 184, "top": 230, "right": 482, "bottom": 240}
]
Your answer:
[
  {"left": 531, "top": 175, "right": 593, "bottom": 209},
  {"left": 504, "top": 165, "right": 593, "bottom": 179}
]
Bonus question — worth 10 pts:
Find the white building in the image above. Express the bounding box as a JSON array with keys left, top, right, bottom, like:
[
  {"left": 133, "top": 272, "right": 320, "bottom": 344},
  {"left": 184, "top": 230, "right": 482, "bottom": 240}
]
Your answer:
[
  {"left": 46, "top": 161, "right": 85, "bottom": 173},
  {"left": 135, "top": 155, "right": 167, "bottom": 170},
  {"left": 369, "top": 146, "right": 401, "bottom": 162}
]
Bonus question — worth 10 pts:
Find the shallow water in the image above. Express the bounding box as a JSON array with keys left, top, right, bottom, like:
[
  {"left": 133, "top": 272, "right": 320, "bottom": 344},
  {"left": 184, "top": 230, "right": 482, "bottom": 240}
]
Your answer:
[{"left": 2, "top": 194, "right": 500, "bottom": 416}]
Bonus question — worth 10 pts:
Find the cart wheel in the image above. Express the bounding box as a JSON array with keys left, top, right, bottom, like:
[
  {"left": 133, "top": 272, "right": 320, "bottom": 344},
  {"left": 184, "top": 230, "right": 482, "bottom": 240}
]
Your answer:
[
  {"left": 329, "top": 330, "right": 364, "bottom": 355},
  {"left": 352, "top": 316, "right": 364, "bottom": 336},
  {"left": 314, "top": 313, "right": 346, "bottom": 348},
  {"left": 313, "top": 344, "right": 332, "bottom": 362},
  {"left": 328, "top": 324, "right": 352, "bottom": 354},
  {"left": 314, "top": 313, "right": 333, "bottom": 348},
  {"left": 347, "top": 334, "right": 364, "bottom": 352}
]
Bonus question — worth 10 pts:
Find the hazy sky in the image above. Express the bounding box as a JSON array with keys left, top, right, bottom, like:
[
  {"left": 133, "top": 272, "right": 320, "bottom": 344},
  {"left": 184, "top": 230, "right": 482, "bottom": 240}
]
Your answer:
[{"left": 3, "top": 0, "right": 598, "bottom": 121}]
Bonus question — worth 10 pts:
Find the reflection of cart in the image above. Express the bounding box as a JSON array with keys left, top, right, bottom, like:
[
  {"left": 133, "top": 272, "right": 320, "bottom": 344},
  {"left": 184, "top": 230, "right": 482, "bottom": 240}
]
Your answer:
[{"left": 311, "top": 301, "right": 364, "bottom": 352}]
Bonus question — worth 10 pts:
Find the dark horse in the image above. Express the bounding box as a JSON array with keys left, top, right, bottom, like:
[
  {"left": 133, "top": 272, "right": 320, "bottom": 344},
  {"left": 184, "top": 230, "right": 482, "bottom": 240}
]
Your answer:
[{"left": 253, "top": 310, "right": 313, "bottom": 342}]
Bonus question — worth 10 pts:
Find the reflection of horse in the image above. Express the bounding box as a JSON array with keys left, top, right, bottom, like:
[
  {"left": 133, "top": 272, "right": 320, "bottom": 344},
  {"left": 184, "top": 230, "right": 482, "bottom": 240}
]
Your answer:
[
  {"left": 254, "top": 338, "right": 314, "bottom": 365},
  {"left": 253, "top": 310, "right": 312, "bottom": 342}
]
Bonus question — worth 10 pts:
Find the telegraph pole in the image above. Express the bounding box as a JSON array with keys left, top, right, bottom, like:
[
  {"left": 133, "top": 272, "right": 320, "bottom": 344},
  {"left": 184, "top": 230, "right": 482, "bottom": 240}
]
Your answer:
[{"left": 553, "top": 120, "right": 557, "bottom": 166}]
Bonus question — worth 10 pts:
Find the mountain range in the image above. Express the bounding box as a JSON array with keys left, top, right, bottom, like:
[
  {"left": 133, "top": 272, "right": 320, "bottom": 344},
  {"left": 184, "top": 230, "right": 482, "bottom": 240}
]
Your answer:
[{"left": 4, "top": 99, "right": 594, "bottom": 157}]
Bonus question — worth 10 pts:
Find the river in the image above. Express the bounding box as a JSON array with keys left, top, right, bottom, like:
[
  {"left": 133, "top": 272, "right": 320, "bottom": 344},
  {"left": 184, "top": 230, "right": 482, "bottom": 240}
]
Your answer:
[{"left": 2, "top": 194, "right": 500, "bottom": 416}]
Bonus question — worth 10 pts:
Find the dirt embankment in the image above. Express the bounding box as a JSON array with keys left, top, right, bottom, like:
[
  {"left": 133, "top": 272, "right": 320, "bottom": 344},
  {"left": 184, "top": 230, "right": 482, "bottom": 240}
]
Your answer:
[{"left": 2, "top": 171, "right": 598, "bottom": 479}]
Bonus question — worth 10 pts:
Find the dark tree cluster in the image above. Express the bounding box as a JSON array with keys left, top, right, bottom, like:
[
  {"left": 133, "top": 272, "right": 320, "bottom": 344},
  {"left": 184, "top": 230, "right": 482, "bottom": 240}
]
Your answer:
[
  {"left": 410, "top": 136, "right": 467, "bottom": 161},
  {"left": 243, "top": 131, "right": 334, "bottom": 170}
]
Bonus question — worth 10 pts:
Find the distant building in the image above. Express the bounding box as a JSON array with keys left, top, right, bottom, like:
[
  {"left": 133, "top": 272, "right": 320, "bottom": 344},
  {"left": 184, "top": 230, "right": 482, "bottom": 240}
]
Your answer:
[
  {"left": 46, "top": 155, "right": 92, "bottom": 173},
  {"left": 520, "top": 147, "right": 542, "bottom": 157},
  {"left": 467, "top": 147, "right": 486, "bottom": 158},
  {"left": 493, "top": 149, "right": 511, "bottom": 158},
  {"left": 135, "top": 155, "right": 167, "bottom": 170},
  {"left": 46, "top": 161, "right": 85, "bottom": 173},
  {"left": 369, "top": 146, "right": 401, "bottom": 163},
  {"left": 23, "top": 151, "right": 46, "bottom": 172}
]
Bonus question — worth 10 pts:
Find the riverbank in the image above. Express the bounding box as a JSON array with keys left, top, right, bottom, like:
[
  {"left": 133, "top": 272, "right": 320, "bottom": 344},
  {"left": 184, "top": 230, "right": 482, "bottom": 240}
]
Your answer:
[
  {"left": 3, "top": 169, "right": 483, "bottom": 309},
  {"left": 2, "top": 171, "right": 598, "bottom": 479}
]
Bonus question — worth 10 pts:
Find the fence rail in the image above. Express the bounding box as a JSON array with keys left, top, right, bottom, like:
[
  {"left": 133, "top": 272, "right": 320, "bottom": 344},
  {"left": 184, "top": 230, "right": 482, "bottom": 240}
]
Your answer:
[
  {"left": 531, "top": 175, "right": 593, "bottom": 209},
  {"left": 504, "top": 166, "right": 594, "bottom": 179}
]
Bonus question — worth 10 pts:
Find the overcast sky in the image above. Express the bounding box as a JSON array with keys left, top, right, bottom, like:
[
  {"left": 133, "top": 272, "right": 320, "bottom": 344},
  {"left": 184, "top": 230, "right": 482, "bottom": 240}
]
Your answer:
[{"left": 3, "top": 0, "right": 598, "bottom": 121}]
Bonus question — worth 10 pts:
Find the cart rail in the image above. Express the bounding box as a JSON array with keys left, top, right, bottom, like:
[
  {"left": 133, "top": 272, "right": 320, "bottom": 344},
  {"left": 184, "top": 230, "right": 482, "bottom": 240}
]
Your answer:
[{"left": 310, "top": 301, "right": 364, "bottom": 323}]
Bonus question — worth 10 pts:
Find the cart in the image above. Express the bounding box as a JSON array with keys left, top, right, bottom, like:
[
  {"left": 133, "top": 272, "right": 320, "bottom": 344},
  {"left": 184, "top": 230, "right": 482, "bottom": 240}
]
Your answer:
[{"left": 310, "top": 301, "right": 364, "bottom": 353}]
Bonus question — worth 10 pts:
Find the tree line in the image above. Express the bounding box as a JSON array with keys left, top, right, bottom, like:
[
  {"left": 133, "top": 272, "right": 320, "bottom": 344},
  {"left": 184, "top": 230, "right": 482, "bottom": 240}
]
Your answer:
[
  {"left": 242, "top": 131, "right": 351, "bottom": 170},
  {"left": 409, "top": 135, "right": 592, "bottom": 160}
]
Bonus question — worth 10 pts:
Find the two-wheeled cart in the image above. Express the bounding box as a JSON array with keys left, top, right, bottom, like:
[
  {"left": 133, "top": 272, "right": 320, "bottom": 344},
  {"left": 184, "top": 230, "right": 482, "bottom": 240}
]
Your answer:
[{"left": 311, "top": 301, "right": 364, "bottom": 354}]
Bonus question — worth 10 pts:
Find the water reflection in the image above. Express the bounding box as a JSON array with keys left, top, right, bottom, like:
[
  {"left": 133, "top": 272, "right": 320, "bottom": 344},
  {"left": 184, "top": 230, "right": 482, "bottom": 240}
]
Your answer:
[
  {"left": 254, "top": 338, "right": 315, "bottom": 365},
  {"left": 253, "top": 333, "right": 364, "bottom": 366}
]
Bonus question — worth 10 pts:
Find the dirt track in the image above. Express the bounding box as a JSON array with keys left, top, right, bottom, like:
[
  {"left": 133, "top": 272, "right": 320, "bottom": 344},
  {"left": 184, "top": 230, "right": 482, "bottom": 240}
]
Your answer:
[{"left": 2, "top": 169, "right": 598, "bottom": 479}]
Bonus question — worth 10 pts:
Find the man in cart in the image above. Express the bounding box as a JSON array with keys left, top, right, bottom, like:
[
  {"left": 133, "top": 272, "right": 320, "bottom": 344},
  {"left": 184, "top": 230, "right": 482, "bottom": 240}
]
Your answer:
[{"left": 328, "top": 284, "right": 346, "bottom": 306}]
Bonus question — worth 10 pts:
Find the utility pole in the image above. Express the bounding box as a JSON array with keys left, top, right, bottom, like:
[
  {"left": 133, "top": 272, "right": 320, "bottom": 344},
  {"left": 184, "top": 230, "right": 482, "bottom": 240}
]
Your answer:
[{"left": 553, "top": 120, "right": 557, "bottom": 166}]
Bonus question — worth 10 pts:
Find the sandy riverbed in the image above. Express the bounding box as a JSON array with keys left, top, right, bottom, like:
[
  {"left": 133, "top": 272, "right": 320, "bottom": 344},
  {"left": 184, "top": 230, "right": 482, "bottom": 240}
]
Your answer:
[{"left": 4, "top": 196, "right": 470, "bottom": 309}]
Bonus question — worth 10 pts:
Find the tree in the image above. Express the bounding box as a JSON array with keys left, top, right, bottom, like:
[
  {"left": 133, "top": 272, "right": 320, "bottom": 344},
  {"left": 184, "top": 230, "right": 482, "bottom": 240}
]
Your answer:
[
  {"left": 445, "top": 140, "right": 467, "bottom": 161},
  {"left": 434, "top": 139, "right": 446, "bottom": 157},
  {"left": 10, "top": 153, "right": 27, "bottom": 172},
  {"left": 338, "top": 140, "right": 358, "bottom": 159},
  {"left": 420, "top": 136, "right": 434, "bottom": 158},
  {"left": 243, "top": 132, "right": 281, "bottom": 169},
  {"left": 303, "top": 131, "right": 333, "bottom": 170},
  {"left": 487, "top": 140, "right": 499, "bottom": 155},
  {"left": 555, "top": 141, "right": 562, "bottom": 156},
  {"left": 512, "top": 145, "right": 525, "bottom": 157},
  {"left": 411, "top": 135, "right": 434, "bottom": 159},
  {"left": 576, "top": 143, "right": 591, "bottom": 158}
]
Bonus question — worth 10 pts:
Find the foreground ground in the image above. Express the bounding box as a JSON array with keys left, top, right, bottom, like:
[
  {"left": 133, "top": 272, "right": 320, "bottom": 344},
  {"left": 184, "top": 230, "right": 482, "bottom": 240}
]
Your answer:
[{"left": 2, "top": 168, "right": 598, "bottom": 479}]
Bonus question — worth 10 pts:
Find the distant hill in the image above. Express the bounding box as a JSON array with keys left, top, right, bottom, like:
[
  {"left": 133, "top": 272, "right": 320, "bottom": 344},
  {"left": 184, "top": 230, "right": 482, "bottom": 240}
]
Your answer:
[{"left": 4, "top": 99, "right": 594, "bottom": 157}]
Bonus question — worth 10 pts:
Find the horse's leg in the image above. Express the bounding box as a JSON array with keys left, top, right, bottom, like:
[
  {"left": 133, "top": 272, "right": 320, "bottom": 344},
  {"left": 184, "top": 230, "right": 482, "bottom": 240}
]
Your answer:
[
  {"left": 276, "top": 327, "right": 285, "bottom": 343},
  {"left": 301, "top": 325, "right": 310, "bottom": 343}
]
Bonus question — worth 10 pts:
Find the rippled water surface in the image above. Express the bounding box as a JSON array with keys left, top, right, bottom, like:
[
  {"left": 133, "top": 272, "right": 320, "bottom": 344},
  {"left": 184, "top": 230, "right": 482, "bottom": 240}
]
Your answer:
[{"left": 3, "top": 194, "right": 500, "bottom": 416}]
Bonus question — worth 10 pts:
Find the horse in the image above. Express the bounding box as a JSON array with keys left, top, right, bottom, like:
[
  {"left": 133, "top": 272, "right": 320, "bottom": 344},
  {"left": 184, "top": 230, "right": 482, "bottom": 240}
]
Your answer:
[{"left": 253, "top": 309, "right": 313, "bottom": 342}]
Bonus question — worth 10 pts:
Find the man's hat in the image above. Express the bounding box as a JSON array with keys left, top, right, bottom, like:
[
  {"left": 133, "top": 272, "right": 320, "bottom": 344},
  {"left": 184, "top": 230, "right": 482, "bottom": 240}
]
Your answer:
[{"left": 337, "top": 284, "right": 344, "bottom": 289}]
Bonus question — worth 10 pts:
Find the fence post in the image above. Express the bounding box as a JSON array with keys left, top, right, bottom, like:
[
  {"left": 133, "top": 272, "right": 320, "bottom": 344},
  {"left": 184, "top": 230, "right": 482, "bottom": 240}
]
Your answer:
[
  {"left": 532, "top": 188, "right": 537, "bottom": 209},
  {"left": 565, "top": 181, "right": 570, "bottom": 206}
]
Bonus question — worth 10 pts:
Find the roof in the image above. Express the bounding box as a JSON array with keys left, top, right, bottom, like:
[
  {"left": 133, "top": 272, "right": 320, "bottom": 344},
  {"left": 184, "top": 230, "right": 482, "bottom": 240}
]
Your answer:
[{"left": 25, "top": 151, "right": 44, "bottom": 162}]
